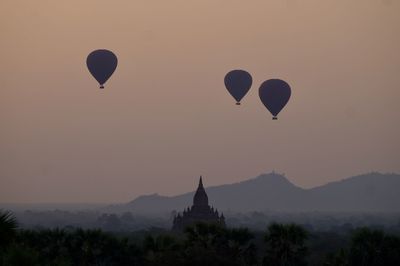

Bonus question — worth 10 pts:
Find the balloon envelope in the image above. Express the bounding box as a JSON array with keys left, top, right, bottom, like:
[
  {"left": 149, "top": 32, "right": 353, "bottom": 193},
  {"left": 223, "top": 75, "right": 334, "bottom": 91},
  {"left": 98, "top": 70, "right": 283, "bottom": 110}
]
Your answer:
[
  {"left": 224, "top": 70, "right": 252, "bottom": 105},
  {"left": 86, "top": 49, "right": 118, "bottom": 88},
  {"left": 259, "top": 79, "right": 291, "bottom": 119}
]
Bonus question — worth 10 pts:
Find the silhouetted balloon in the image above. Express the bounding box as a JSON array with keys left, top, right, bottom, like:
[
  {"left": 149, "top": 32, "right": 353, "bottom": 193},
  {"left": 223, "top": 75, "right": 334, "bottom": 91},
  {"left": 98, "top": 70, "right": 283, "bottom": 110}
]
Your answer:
[
  {"left": 86, "top": 49, "right": 118, "bottom": 89},
  {"left": 259, "top": 79, "right": 291, "bottom": 120},
  {"left": 224, "top": 70, "right": 253, "bottom": 105}
]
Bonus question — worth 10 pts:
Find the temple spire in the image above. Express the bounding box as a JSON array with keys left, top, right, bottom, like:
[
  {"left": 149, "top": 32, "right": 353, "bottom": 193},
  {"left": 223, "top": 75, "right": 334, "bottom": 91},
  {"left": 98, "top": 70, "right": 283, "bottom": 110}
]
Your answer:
[
  {"left": 193, "top": 175, "right": 208, "bottom": 206},
  {"left": 172, "top": 176, "right": 226, "bottom": 231}
]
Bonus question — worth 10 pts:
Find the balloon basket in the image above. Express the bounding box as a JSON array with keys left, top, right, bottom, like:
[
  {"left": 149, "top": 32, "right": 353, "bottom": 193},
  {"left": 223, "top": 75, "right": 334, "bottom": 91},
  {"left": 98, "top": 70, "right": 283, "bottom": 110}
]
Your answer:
[
  {"left": 99, "top": 85, "right": 104, "bottom": 89},
  {"left": 236, "top": 102, "right": 241, "bottom": 105},
  {"left": 272, "top": 116, "right": 278, "bottom": 120}
]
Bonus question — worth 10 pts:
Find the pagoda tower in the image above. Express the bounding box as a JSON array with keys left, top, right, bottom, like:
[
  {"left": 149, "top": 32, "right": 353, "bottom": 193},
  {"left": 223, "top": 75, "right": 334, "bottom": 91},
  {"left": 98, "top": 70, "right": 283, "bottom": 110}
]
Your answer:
[{"left": 172, "top": 176, "right": 225, "bottom": 231}]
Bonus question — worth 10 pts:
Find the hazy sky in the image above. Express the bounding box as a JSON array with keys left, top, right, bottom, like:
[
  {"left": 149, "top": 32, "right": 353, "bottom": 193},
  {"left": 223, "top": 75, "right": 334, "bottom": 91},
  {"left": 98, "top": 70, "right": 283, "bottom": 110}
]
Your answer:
[{"left": 1, "top": 0, "right": 399, "bottom": 203}]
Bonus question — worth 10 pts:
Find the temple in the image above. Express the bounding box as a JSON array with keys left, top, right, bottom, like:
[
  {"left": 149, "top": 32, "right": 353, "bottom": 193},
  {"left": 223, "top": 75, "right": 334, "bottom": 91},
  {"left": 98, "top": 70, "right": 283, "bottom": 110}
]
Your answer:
[{"left": 172, "top": 176, "right": 225, "bottom": 231}]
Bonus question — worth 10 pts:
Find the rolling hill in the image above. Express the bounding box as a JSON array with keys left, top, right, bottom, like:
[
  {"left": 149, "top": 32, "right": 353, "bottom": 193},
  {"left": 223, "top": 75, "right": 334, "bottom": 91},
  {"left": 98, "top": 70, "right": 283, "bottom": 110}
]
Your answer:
[{"left": 105, "top": 172, "right": 400, "bottom": 213}]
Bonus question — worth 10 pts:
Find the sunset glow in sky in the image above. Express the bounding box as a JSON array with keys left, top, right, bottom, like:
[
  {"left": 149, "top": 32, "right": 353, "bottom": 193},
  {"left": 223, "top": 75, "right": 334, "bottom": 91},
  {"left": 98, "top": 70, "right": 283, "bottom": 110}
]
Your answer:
[{"left": 1, "top": 0, "right": 399, "bottom": 203}]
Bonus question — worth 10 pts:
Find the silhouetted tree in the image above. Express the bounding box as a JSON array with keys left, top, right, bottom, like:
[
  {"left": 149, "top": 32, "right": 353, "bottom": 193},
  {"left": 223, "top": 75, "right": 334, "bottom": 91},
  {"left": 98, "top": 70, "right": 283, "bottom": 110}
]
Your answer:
[
  {"left": 184, "top": 222, "right": 257, "bottom": 266},
  {"left": 263, "top": 223, "right": 308, "bottom": 266},
  {"left": 6, "top": 217, "right": 400, "bottom": 266},
  {"left": 0, "top": 210, "right": 17, "bottom": 249},
  {"left": 228, "top": 228, "right": 258, "bottom": 266},
  {"left": 143, "top": 234, "right": 184, "bottom": 266},
  {"left": 12, "top": 228, "right": 143, "bottom": 266},
  {"left": 0, "top": 244, "right": 40, "bottom": 266},
  {"left": 349, "top": 228, "right": 400, "bottom": 266},
  {"left": 324, "top": 249, "right": 349, "bottom": 266}
]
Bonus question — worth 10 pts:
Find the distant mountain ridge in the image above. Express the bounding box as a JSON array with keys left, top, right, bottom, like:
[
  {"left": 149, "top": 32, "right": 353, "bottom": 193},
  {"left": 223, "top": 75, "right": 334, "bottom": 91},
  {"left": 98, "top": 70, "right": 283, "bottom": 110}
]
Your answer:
[{"left": 106, "top": 172, "right": 400, "bottom": 213}]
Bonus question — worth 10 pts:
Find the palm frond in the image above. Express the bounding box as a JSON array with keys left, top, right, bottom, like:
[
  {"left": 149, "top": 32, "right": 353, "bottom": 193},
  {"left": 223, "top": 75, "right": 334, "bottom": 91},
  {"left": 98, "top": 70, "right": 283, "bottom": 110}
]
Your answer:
[{"left": 0, "top": 209, "right": 18, "bottom": 232}]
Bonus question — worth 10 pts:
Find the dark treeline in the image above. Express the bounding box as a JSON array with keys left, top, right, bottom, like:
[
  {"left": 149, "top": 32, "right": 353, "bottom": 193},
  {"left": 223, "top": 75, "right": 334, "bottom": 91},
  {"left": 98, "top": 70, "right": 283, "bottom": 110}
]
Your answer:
[
  {"left": 1, "top": 210, "right": 400, "bottom": 265},
  {"left": 12, "top": 209, "right": 400, "bottom": 233},
  {"left": 14, "top": 210, "right": 169, "bottom": 231}
]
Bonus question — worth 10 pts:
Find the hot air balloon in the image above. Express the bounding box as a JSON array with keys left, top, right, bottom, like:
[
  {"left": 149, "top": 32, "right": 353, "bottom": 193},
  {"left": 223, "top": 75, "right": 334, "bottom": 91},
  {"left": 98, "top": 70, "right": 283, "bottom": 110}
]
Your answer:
[
  {"left": 224, "top": 70, "right": 252, "bottom": 105},
  {"left": 86, "top": 49, "right": 118, "bottom": 89},
  {"left": 259, "top": 79, "right": 291, "bottom": 120}
]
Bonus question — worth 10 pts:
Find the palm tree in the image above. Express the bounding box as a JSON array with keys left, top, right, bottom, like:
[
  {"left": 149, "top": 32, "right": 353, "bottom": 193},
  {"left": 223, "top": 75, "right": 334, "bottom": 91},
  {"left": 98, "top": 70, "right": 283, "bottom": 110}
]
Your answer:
[
  {"left": 263, "top": 223, "right": 308, "bottom": 266},
  {"left": 0, "top": 210, "right": 18, "bottom": 249},
  {"left": 349, "top": 227, "right": 400, "bottom": 266},
  {"left": 225, "top": 227, "right": 257, "bottom": 266},
  {"left": 324, "top": 248, "right": 349, "bottom": 266},
  {"left": 184, "top": 222, "right": 257, "bottom": 266},
  {"left": 143, "top": 234, "right": 184, "bottom": 266}
]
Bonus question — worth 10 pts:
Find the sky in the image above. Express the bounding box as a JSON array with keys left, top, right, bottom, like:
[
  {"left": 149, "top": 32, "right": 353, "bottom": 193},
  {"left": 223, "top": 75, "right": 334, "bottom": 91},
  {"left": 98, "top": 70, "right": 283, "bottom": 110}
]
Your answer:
[{"left": 1, "top": 0, "right": 399, "bottom": 203}]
